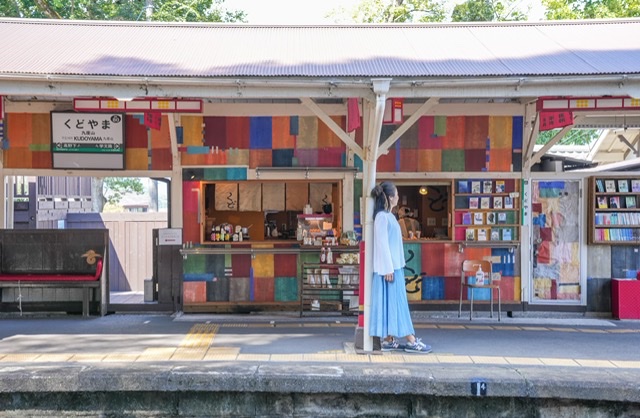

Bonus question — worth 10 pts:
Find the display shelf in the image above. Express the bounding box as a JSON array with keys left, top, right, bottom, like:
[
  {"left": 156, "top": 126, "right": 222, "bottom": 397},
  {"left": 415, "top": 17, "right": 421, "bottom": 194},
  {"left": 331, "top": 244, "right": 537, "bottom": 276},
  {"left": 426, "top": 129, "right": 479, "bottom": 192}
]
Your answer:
[
  {"left": 300, "top": 246, "right": 359, "bottom": 317},
  {"left": 589, "top": 176, "right": 640, "bottom": 244},
  {"left": 452, "top": 178, "right": 521, "bottom": 244}
]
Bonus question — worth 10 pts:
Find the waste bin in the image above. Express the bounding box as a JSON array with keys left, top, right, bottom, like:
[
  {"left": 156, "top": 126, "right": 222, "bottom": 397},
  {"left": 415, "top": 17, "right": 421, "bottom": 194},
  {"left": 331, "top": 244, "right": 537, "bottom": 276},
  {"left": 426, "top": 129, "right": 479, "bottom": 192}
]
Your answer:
[{"left": 144, "top": 279, "right": 154, "bottom": 302}]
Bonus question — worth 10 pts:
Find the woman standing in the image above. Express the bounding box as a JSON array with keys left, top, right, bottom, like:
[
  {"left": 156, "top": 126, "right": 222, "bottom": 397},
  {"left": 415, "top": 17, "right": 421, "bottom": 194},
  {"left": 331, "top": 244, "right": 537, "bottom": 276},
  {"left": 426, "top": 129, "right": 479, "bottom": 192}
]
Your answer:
[{"left": 370, "top": 181, "right": 432, "bottom": 353}]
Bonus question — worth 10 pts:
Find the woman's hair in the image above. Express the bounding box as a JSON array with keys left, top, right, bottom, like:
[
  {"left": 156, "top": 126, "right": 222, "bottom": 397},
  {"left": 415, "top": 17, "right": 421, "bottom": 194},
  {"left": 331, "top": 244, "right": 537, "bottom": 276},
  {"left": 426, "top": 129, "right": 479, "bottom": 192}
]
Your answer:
[{"left": 371, "top": 181, "right": 396, "bottom": 218}]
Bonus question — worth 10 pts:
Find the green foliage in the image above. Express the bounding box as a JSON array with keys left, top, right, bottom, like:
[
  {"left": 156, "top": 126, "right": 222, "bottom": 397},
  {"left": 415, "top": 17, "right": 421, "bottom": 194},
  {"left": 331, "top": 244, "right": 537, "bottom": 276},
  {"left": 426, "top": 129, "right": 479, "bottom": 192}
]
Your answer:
[
  {"left": 543, "top": 0, "right": 640, "bottom": 19},
  {"left": 336, "top": 0, "right": 447, "bottom": 23},
  {"left": 536, "top": 129, "right": 600, "bottom": 145},
  {"left": 0, "top": 0, "right": 246, "bottom": 22},
  {"left": 451, "top": 0, "right": 528, "bottom": 21},
  {"left": 104, "top": 177, "right": 144, "bottom": 205}
]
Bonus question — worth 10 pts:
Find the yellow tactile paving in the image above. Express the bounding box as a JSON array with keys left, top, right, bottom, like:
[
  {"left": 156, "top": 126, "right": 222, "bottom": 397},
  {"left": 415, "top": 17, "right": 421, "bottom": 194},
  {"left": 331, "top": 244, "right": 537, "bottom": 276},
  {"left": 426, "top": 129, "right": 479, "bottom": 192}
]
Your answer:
[
  {"left": 521, "top": 327, "right": 549, "bottom": 332},
  {"left": 207, "top": 347, "right": 241, "bottom": 355},
  {"left": 171, "top": 348, "right": 208, "bottom": 361},
  {"left": 0, "top": 353, "right": 40, "bottom": 362},
  {"left": 575, "top": 359, "right": 617, "bottom": 368},
  {"left": 579, "top": 329, "right": 608, "bottom": 334},
  {"left": 471, "top": 356, "right": 510, "bottom": 365},
  {"left": 504, "top": 357, "right": 544, "bottom": 366},
  {"left": 180, "top": 324, "right": 219, "bottom": 349},
  {"left": 549, "top": 327, "right": 579, "bottom": 332},
  {"left": 466, "top": 325, "right": 495, "bottom": 330},
  {"left": 608, "top": 329, "right": 638, "bottom": 333},
  {"left": 236, "top": 354, "right": 271, "bottom": 362},
  {"left": 496, "top": 326, "right": 521, "bottom": 331},
  {"left": 203, "top": 353, "right": 239, "bottom": 361},
  {"left": 138, "top": 347, "right": 176, "bottom": 361},
  {"left": 70, "top": 353, "right": 107, "bottom": 362},
  {"left": 540, "top": 358, "right": 580, "bottom": 367},
  {"left": 371, "top": 354, "right": 404, "bottom": 363},
  {"left": 102, "top": 353, "right": 141, "bottom": 363},
  {"left": 611, "top": 360, "right": 640, "bottom": 369},
  {"left": 33, "top": 353, "right": 74, "bottom": 362},
  {"left": 414, "top": 324, "right": 438, "bottom": 329},
  {"left": 403, "top": 354, "right": 439, "bottom": 363},
  {"left": 436, "top": 355, "right": 473, "bottom": 364},
  {"left": 336, "top": 354, "right": 370, "bottom": 363},
  {"left": 438, "top": 325, "right": 466, "bottom": 330},
  {"left": 221, "top": 324, "right": 248, "bottom": 328},
  {"left": 270, "top": 354, "right": 304, "bottom": 362},
  {"left": 303, "top": 354, "right": 338, "bottom": 362},
  {"left": 302, "top": 323, "right": 329, "bottom": 327}
]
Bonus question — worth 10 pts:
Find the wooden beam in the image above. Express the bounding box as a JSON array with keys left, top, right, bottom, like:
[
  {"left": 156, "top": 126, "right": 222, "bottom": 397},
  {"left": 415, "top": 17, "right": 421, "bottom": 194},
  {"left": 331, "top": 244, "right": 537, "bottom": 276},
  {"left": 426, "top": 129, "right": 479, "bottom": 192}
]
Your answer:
[{"left": 529, "top": 116, "right": 583, "bottom": 167}]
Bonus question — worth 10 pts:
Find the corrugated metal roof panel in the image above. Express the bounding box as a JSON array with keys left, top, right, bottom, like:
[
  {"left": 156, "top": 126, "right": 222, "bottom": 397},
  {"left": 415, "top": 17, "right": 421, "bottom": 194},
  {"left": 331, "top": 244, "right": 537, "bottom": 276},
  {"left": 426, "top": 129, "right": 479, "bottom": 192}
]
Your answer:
[{"left": 0, "top": 18, "right": 639, "bottom": 78}]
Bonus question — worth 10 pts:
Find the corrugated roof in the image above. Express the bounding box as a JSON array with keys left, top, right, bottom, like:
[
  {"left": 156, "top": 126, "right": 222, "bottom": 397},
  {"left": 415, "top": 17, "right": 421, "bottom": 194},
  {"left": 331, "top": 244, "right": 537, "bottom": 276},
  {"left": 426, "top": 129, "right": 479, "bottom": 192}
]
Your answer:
[{"left": 0, "top": 18, "right": 640, "bottom": 78}]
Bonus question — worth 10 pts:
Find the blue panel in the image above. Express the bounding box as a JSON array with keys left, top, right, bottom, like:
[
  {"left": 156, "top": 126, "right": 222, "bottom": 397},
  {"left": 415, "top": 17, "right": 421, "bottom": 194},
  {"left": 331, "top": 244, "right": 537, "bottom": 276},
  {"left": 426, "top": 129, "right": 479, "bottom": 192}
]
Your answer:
[
  {"left": 202, "top": 167, "right": 247, "bottom": 180},
  {"left": 272, "top": 149, "right": 294, "bottom": 167},
  {"left": 354, "top": 154, "right": 363, "bottom": 171},
  {"left": 176, "top": 126, "right": 184, "bottom": 144},
  {"left": 187, "top": 146, "right": 210, "bottom": 154},
  {"left": 512, "top": 116, "right": 523, "bottom": 149},
  {"left": 467, "top": 275, "right": 491, "bottom": 300},
  {"left": 289, "top": 116, "right": 299, "bottom": 136},
  {"left": 250, "top": 117, "right": 272, "bottom": 149},
  {"left": 183, "top": 273, "right": 213, "bottom": 282},
  {"left": 422, "top": 276, "right": 444, "bottom": 300},
  {"left": 395, "top": 140, "right": 401, "bottom": 172},
  {"left": 225, "top": 167, "right": 248, "bottom": 180}
]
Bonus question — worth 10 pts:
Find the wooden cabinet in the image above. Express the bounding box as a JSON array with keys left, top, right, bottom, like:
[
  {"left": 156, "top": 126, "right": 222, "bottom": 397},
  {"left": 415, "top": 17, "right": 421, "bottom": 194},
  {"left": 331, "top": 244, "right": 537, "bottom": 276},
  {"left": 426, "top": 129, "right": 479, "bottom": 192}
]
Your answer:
[
  {"left": 453, "top": 178, "right": 521, "bottom": 243},
  {"left": 589, "top": 176, "right": 640, "bottom": 244}
]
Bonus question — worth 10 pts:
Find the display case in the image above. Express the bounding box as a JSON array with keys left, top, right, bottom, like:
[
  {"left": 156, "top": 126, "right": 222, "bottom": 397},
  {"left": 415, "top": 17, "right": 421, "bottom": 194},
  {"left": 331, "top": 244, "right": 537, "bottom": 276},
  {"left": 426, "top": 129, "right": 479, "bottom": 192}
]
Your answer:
[
  {"left": 453, "top": 178, "right": 521, "bottom": 244},
  {"left": 297, "top": 214, "right": 334, "bottom": 245},
  {"left": 589, "top": 176, "right": 640, "bottom": 244}
]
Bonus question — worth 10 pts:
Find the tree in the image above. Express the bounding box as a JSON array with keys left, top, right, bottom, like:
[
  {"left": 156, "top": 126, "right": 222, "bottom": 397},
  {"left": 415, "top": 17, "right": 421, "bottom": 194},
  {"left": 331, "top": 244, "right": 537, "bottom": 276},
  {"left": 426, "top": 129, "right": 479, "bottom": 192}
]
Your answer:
[
  {"left": 451, "top": 0, "right": 528, "bottom": 21},
  {"left": 536, "top": 129, "right": 601, "bottom": 145},
  {"left": 329, "top": 0, "right": 447, "bottom": 23},
  {"left": 0, "top": 0, "right": 246, "bottom": 22},
  {"left": 542, "top": 0, "right": 640, "bottom": 19},
  {"left": 92, "top": 177, "right": 145, "bottom": 212}
]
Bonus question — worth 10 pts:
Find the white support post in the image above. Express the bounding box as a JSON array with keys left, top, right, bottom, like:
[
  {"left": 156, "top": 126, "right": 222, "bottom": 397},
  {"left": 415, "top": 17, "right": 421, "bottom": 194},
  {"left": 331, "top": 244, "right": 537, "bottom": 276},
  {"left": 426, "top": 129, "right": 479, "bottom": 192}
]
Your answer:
[{"left": 362, "top": 78, "right": 391, "bottom": 353}]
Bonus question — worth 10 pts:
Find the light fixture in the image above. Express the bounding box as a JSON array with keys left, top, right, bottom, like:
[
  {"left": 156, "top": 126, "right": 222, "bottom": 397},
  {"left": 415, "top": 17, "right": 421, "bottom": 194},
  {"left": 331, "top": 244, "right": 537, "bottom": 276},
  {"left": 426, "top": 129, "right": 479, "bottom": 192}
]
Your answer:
[{"left": 419, "top": 186, "right": 428, "bottom": 196}]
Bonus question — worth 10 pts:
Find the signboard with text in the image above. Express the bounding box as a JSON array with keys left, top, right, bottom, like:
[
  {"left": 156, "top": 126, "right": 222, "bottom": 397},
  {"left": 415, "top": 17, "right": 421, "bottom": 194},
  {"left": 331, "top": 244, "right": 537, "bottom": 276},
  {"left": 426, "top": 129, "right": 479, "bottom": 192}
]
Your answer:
[{"left": 51, "top": 112, "right": 125, "bottom": 169}]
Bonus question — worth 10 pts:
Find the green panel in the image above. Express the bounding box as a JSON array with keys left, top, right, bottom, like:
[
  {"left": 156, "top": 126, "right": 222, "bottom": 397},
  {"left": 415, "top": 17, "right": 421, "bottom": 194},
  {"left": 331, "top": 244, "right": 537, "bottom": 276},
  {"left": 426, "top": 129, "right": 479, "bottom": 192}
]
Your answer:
[
  {"left": 434, "top": 116, "right": 447, "bottom": 136},
  {"left": 354, "top": 179, "right": 363, "bottom": 214},
  {"left": 403, "top": 243, "right": 422, "bottom": 277},
  {"left": 441, "top": 149, "right": 465, "bottom": 172},
  {"left": 274, "top": 277, "right": 298, "bottom": 301},
  {"left": 183, "top": 254, "right": 206, "bottom": 273}
]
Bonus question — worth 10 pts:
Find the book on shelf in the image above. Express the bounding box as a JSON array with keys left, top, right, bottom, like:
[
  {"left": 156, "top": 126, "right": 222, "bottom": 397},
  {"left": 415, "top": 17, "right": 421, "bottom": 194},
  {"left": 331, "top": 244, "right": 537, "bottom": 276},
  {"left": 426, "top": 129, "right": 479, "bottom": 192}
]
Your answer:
[
  {"left": 462, "top": 212, "right": 472, "bottom": 225},
  {"left": 610, "top": 196, "right": 621, "bottom": 209},
  {"left": 473, "top": 212, "right": 484, "bottom": 225},
  {"left": 618, "top": 180, "right": 629, "bottom": 193},
  {"left": 493, "top": 196, "right": 502, "bottom": 209},
  {"left": 469, "top": 197, "right": 479, "bottom": 209},
  {"left": 465, "top": 228, "right": 475, "bottom": 241},
  {"left": 502, "top": 228, "right": 512, "bottom": 241},
  {"left": 486, "top": 212, "right": 496, "bottom": 225},
  {"left": 597, "top": 196, "right": 608, "bottom": 209},
  {"left": 596, "top": 179, "right": 605, "bottom": 193},
  {"left": 632, "top": 180, "right": 640, "bottom": 193},
  {"left": 482, "top": 180, "right": 493, "bottom": 194},
  {"left": 626, "top": 196, "right": 637, "bottom": 209},
  {"left": 497, "top": 212, "right": 507, "bottom": 224},
  {"left": 605, "top": 180, "right": 616, "bottom": 193},
  {"left": 471, "top": 181, "right": 481, "bottom": 193},
  {"left": 458, "top": 180, "right": 469, "bottom": 193},
  {"left": 495, "top": 180, "right": 505, "bottom": 193},
  {"left": 477, "top": 228, "right": 488, "bottom": 241},
  {"left": 480, "top": 197, "right": 490, "bottom": 209},
  {"left": 491, "top": 230, "right": 500, "bottom": 241},
  {"left": 504, "top": 196, "right": 513, "bottom": 209}
]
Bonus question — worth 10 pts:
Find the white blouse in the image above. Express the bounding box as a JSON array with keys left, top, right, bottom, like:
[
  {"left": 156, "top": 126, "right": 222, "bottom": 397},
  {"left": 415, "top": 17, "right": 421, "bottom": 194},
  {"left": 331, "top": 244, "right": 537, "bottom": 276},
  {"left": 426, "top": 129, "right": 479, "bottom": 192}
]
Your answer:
[{"left": 373, "top": 211, "right": 406, "bottom": 276}]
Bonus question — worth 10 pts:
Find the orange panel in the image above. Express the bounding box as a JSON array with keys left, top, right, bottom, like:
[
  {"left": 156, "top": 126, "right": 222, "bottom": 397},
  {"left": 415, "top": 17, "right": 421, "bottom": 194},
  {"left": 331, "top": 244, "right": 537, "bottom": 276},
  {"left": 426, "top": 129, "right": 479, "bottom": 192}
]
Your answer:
[
  {"left": 183, "top": 282, "right": 207, "bottom": 303},
  {"left": 249, "top": 149, "right": 272, "bottom": 168},
  {"left": 377, "top": 149, "right": 395, "bottom": 172},
  {"left": 443, "top": 116, "right": 465, "bottom": 149},
  {"left": 181, "top": 116, "right": 204, "bottom": 146},
  {"left": 31, "top": 113, "right": 51, "bottom": 145},
  {"left": 317, "top": 116, "right": 344, "bottom": 148},
  {"left": 272, "top": 117, "right": 294, "bottom": 149},
  {"left": 126, "top": 148, "right": 148, "bottom": 170},
  {"left": 463, "top": 247, "right": 491, "bottom": 262},
  {"left": 422, "top": 243, "right": 445, "bottom": 276},
  {"left": 226, "top": 117, "right": 250, "bottom": 149},
  {"left": 417, "top": 149, "right": 442, "bottom": 172},
  {"left": 489, "top": 116, "right": 513, "bottom": 150},
  {"left": 488, "top": 148, "right": 513, "bottom": 172},
  {"left": 399, "top": 149, "right": 418, "bottom": 172},
  {"left": 6, "top": 113, "right": 32, "bottom": 147},
  {"left": 31, "top": 151, "right": 51, "bottom": 169},
  {"left": 150, "top": 116, "right": 171, "bottom": 148},
  {"left": 4, "top": 148, "right": 31, "bottom": 168},
  {"left": 151, "top": 148, "right": 172, "bottom": 170}
]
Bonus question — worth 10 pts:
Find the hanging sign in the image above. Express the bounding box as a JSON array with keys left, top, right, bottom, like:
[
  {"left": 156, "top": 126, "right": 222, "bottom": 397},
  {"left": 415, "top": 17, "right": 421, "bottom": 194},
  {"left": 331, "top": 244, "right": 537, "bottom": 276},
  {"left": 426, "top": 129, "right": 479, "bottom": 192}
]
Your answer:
[
  {"left": 51, "top": 112, "right": 125, "bottom": 169},
  {"left": 383, "top": 98, "right": 404, "bottom": 124},
  {"left": 539, "top": 111, "right": 574, "bottom": 131}
]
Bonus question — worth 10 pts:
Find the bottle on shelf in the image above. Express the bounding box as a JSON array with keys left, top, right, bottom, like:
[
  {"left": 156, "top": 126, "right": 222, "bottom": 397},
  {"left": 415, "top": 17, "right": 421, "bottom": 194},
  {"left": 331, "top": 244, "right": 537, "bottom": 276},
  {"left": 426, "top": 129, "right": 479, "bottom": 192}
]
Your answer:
[
  {"left": 475, "top": 264, "right": 485, "bottom": 285},
  {"left": 326, "top": 247, "right": 333, "bottom": 264}
]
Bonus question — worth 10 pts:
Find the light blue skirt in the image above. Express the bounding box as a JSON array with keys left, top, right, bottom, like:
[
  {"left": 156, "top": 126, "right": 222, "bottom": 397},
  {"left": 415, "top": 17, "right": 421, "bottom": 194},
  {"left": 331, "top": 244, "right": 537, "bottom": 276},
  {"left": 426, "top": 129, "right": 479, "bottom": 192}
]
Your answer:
[{"left": 369, "top": 268, "right": 415, "bottom": 338}]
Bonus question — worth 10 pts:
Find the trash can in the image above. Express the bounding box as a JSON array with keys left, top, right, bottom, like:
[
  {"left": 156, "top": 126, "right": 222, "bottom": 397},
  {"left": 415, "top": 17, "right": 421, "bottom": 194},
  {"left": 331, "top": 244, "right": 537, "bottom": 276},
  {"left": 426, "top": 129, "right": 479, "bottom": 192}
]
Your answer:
[{"left": 144, "top": 279, "right": 154, "bottom": 302}]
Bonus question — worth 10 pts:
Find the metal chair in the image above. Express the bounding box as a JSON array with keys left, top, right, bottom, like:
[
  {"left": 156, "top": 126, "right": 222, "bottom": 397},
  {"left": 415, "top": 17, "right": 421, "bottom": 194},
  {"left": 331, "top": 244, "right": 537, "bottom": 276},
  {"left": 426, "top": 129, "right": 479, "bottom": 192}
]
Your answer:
[{"left": 458, "top": 260, "right": 501, "bottom": 321}]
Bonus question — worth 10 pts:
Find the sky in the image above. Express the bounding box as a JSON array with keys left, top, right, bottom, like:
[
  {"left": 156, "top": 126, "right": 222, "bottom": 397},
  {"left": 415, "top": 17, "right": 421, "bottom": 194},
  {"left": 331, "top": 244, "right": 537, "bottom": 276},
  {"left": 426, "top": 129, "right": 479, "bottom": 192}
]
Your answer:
[{"left": 224, "top": 0, "right": 546, "bottom": 24}]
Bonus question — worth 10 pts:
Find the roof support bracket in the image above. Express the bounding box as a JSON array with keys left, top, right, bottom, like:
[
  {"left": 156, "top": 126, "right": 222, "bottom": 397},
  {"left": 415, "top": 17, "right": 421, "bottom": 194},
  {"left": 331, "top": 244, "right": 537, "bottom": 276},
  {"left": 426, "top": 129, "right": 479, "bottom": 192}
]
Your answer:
[
  {"left": 619, "top": 133, "right": 640, "bottom": 158},
  {"left": 529, "top": 116, "right": 583, "bottom": 167},
  {"left": 300, "top": 97, "right": 363, "bottom": 159}
]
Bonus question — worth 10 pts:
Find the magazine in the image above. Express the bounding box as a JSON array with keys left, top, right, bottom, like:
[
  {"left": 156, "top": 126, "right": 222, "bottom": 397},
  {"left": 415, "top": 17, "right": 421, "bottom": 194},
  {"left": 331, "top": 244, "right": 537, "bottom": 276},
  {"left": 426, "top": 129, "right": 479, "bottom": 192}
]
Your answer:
[
  {"left": 471, "top": 181, "right": 481, "bottom": 194},
  {"left": 480, "top": 197, "right": 490, "bottom": 209},
  {"left": 493, "top": 196, "right": 502, "bottom": 209},
  {"left": 465, "top": 228, "right": 475, "bottom": 241},
  {"left": 632, "top": 180, "right": 640, "bottom": 193},
  {"left": 469, "top": 197, "right": 479, "bottom": 209},
  {"left": 605, "top": 180, "right": 616, "bottom": 193},
  {"left": 626, "top": 196, "right": 637, "bottom": 209},
  {"left": 495, "top": 180, "right": 505, "bottom": 193},
  {"left": 597, "top": 196, "right": 608, "bottom": 209},
  {"left": 491, "top": 230, "right": 500, "bottom": 241},
  {"left": 502, "top": 228, "right": 512, "bottom": 241},
  {"left": 497, "top": 212, "right": 507, "bottom": 224},
  {"left": 482, "top": 180, "right": 493, "bottom": 194},
  {"left": 486, "top": 212, "right": 496, "bottom": 225},
  {"left": 458, "top": 180, "right": 469, "bottom": 193},
  {"left": 473, "top": 212, "right": 484, "bottom": 225},
  {"left": 609, "top": 196, "right": 621, "bottom": 209},
  {"left": 618, "top": 180, "right": 629, "bottom": 193},
  {"left": 504, "top": 196, "right": 513, "bottom": 209},
  {"left": 477, "top": 228, "right": 487, "bottom": 241},
  {"left": 462, "top": 212, "right": 472, "bottom": 225}
]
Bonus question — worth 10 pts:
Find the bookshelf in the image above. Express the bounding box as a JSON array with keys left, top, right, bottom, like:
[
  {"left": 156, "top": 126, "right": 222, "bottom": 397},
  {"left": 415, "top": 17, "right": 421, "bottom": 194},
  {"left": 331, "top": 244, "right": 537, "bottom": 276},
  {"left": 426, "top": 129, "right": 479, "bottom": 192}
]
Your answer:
[
  {"left": 589, "top": 177, "right": 640, "bottom": 244},
  {"left": 453, "top": 179, "right": 521, "bottom": 244}
]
